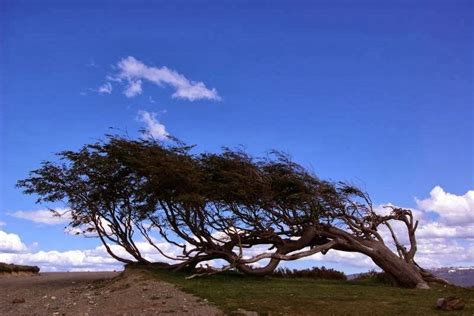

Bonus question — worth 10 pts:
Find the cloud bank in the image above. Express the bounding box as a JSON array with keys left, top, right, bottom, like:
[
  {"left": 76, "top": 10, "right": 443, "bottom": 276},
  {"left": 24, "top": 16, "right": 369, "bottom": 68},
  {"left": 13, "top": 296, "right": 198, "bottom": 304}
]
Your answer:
[{"left": 0, "top": 235, "right": 181, "bottom": 272}]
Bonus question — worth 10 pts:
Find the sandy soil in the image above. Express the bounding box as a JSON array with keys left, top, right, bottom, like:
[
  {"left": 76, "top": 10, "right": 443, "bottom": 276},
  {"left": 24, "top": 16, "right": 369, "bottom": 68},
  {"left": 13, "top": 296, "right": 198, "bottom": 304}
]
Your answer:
[{"left": 0, "top": 270, "right": 222, "bottom": 315}]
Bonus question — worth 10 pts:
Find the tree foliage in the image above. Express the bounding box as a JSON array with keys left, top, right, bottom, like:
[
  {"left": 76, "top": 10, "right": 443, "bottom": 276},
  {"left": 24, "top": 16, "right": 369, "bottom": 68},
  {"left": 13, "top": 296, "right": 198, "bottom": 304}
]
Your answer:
[{"left": 17, "top": 136, "right": 446, "bottom": 288}]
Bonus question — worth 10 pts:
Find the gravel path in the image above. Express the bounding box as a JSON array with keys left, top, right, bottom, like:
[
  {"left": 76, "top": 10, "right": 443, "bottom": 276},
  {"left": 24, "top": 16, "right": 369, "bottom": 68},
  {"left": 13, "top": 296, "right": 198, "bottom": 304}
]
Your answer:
[{"left": 0, "top": 271, "right": 223, "bottom": 315}]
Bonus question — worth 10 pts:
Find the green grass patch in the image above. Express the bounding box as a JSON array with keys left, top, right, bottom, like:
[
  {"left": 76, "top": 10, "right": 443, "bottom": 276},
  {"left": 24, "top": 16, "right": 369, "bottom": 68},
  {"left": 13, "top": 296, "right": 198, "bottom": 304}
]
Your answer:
[{"left": 149, "top": 269, "right": 474, "bottom": 315}]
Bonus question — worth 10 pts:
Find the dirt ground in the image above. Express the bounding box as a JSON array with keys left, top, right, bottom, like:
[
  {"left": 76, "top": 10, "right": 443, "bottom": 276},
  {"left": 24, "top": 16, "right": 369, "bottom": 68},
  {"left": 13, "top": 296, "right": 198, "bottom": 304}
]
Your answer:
[{"left": 0, "top": 270, "right": 223, "bottom": 315}]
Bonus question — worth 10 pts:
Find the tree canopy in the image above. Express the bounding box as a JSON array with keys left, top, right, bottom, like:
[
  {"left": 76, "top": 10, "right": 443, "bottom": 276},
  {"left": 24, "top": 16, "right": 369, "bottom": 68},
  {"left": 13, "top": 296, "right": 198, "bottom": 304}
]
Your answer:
[{"left": 17, "top": 136, "right": 446, "bottom": 288}]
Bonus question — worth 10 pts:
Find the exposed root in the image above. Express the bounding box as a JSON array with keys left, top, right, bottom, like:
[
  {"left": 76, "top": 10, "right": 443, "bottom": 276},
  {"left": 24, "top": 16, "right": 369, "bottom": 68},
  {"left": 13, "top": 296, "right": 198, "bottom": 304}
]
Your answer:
[
  {"left": 185, "top": 264, "right": 237, "bottom": 279},
  {"left": 419, "top": 269, "right": 451, "bottom": 285}
]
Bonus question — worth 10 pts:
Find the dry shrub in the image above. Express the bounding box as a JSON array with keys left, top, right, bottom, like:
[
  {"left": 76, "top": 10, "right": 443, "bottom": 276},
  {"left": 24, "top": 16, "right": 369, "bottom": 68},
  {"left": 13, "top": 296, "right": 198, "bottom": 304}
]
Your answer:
[
  {"left": 272, "top": 266, "right": 347, "bottom": 280},
  {"left": 353, "top": 270, "right": 392, "bottom": 284}
]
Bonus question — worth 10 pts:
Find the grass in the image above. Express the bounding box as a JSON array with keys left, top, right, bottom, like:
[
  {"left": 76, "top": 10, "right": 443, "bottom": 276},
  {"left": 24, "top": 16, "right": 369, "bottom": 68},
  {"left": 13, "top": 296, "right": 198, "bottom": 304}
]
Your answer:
[{"left": 147, "top": 268, "right": 474, "bottom": 315}]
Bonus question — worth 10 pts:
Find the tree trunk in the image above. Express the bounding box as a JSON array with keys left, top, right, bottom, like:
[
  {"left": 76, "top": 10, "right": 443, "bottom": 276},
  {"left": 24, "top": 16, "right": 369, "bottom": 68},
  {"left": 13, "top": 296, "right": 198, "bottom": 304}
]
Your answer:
[{"left": 368, "top": 243, "right": 429, "bottom": 289}]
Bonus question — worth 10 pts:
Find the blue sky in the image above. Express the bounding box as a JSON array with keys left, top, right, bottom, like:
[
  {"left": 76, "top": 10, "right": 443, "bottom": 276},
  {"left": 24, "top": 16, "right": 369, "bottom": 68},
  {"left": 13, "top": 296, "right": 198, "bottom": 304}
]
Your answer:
[{"left": 0, "top": 1, "right": 473, "bottom": 272}]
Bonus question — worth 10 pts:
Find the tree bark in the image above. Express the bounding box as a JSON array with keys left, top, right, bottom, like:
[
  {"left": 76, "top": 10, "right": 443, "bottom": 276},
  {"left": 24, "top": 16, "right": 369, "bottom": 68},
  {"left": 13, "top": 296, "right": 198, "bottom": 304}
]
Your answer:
[{"left": 365, "top": 243, "right": 429, "bottom": 288}]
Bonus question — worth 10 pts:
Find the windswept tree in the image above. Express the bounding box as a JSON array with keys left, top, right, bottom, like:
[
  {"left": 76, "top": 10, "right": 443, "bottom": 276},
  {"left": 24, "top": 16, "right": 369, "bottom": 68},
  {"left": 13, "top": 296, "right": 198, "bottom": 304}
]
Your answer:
[{"left": 18, "top": 136, "right": 445, "bottom": 288}]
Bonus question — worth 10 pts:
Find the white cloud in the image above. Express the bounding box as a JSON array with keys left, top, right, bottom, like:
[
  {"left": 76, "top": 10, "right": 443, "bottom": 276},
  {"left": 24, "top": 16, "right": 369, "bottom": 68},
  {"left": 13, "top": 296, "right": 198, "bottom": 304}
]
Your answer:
[
  {"left": 9, "top": 208, "right": 71, "bottom": 225},
  {"left": 137, "top": 110, "right": 169, "bottom": 141},
  {"left": 416, "top": 186, "right": 474, "bottom": 226},
  {"left": 114, "top": 56, "right": 220, "bottom": 101},
  {"left": 98, "top": 82, "right": 112, "bottom": 94},
  {"left": 308, "top": 249, "right": 376, "bottom": 270},
  {"left": 417, "top": 222, "right": 474, "bottom": 239},
  {"left": 373, "top": 203, "right": 425, "bottom": 222},
  {"left": 0, "top": 235, "right": 183, "bottom": 272},
  {"left": 415, "top": 238, "right": 474, "bottom": 268},
  {"left": 124, "top": 80, "right": 142, "bottom": 97},
  {"left": 0, "top": 230, "right": 28, "bottom": 253},
  {"left": 0, "top": 248, "right": 121, "bottom": 272}
]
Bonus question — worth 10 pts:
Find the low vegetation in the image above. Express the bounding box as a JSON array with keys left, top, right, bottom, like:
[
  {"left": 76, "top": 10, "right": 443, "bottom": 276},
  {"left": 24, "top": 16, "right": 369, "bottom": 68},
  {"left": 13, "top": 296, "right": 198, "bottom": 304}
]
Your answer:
[
  {"left": 352, "top": 270, "right": 393, "bottom": 285},
  {"left": 0, "top": 262, "right": 40, "bottom": 274},
  {"left": 271, "top": 266, "right": 347, "bottom": 280},
  {"left": 146, "top": 267, "right": 474, "bottom": 315}
]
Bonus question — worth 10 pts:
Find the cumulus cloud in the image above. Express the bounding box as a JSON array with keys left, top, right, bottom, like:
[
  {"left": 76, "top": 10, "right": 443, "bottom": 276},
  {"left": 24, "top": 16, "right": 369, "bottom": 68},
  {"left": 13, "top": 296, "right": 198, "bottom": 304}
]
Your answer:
[
  {"left": 9, "top": 208, "right": 71, "bottom": 225},
  {"left": 98, "top": 82, "right": 112, "bottom": 94},
  {"left": 137, "top": 110, "right": 169, "bottom": 141},
  {"left": 373, "top": 186, "right": 474, "bottom": 241},
  {"left": 0, "top": 230, "right": 28, "bottom": 253},
  {"left": 114, "top": 56, "right": 220, "bottom": 101},
  {"left": 405, "top": 186, "right": 474, "bottom": 242},
  {"left": 416, "top": 186, "right": 474, "bottom": 226}
]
